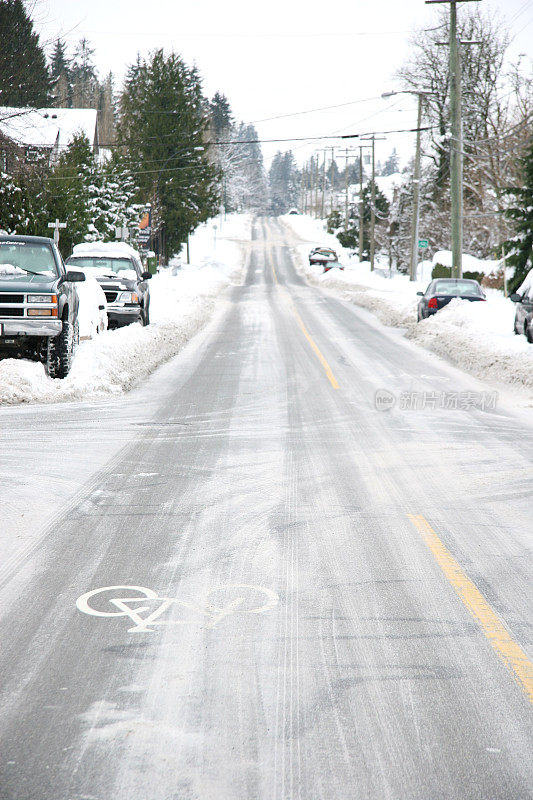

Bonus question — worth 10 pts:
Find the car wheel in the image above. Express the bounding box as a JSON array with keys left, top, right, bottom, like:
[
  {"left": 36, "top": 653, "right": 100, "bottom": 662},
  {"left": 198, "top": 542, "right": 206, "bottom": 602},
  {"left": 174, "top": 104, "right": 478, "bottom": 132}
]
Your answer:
[
  {"left": 46, "top": 320, "right": 74, "bottom": 379},
  {"left": 526, "top": 324, "right": 533, "bottom": 344}
]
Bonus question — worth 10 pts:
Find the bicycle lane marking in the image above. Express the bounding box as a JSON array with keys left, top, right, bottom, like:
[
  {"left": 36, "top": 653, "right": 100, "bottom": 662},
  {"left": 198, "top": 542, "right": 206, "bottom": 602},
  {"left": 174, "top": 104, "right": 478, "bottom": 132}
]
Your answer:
[{"left": 76, "top": 584, "right": 280, "bottom": 633}]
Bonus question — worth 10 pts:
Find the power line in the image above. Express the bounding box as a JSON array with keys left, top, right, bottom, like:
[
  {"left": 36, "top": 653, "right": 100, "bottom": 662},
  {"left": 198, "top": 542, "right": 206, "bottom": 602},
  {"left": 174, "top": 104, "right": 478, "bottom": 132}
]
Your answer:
[{"left": 250, "top": 95, "right": 384, "bottom": 124}]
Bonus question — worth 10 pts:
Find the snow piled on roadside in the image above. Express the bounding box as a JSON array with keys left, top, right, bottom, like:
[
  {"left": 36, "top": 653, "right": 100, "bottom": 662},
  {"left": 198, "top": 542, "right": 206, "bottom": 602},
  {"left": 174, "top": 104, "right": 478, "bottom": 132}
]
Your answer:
[
  {"left": 281, "top": 213, "right": 533, "bottom": 394},
  {"left": 0, "top": 214, "right": 251, "bottom": 405}
]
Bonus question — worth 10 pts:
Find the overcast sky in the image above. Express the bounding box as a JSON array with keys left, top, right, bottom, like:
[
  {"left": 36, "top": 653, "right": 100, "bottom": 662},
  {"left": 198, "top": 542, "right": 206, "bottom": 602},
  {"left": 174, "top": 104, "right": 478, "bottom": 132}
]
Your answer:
[{"left": 34, "top": 0, "right": 533, "bottom": 169}]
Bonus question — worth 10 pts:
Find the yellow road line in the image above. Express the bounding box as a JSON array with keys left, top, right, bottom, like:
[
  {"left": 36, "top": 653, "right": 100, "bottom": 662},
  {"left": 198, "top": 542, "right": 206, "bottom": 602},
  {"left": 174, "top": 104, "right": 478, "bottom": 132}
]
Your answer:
[
  {"left": 291, "top": 308, "right": 339, "bottom": 389},
  {"left": 268, "top": 249, "right": 339, "bottom": 390},
  {"left": 408, "top": 513, "right": 533, "bottom": 703}
]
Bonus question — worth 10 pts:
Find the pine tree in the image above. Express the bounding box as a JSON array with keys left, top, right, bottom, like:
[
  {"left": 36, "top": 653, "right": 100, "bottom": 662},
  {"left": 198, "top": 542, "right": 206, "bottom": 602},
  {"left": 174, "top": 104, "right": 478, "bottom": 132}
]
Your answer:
[
  {"left": 0, "top": 0, "right": 51, "bottom": 106},
  {"left": 118, "top": 49, "right": 220, "bottom": 257},
  {"left": 0, "top": 171, "right": 27, "bottom": 233},
  {"left": 382, "top": 148, "right": 400, "bottom": 177},
  {"left": 269, "top": 151, "right": 300, "bottom": 215},
  {"left": 503, "top": 139, "right": 533, "bottom": 291},
  {"left": 50, "top": 38, "right": 71, "bottom": 107},
  {"left": 229, "top": 123, "right": 268, "bottom": 212},
  {"left": 43, "top": 134, "right": 97, "bottom": 256},
  {"left": 70, "top": 38, "right": 97, "bottom": 108},
  {"left": 210, "top": 92, "right": 234, "bottom": 137}
]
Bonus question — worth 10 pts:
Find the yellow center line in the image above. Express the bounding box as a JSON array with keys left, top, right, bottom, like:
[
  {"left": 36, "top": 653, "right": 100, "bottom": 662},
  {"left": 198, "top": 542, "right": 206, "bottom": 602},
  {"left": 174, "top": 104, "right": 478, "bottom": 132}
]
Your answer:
[
  {"left": 267, "top": 249, "right": 339, "bottom": 390},
  {"left": 408, "top": 513, "right": 533, "bottom": 703}
]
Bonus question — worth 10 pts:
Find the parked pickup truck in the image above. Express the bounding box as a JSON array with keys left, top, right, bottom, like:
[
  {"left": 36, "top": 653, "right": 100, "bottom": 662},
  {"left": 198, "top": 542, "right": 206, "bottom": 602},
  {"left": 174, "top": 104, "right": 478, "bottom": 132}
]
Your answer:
[
  {"left": 66, "top": 242, "right": 152, "bottom": 328},
  {"left": 0, "top": 235, "right": 85, "bottom": 378}
]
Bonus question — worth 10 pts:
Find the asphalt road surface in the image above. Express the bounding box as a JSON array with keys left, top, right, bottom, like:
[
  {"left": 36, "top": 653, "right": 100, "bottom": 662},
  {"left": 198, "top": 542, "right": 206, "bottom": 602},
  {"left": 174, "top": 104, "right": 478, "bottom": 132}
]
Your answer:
[{"left": 0, "top": 217, "right": 531, "bottom": 800}]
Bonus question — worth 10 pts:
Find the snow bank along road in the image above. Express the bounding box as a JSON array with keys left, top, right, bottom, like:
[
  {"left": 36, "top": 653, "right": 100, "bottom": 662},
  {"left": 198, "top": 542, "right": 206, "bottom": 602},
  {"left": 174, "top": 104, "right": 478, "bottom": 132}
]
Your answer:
[{"left": 0, "top": 217, "right": 531, "bottom": 800}]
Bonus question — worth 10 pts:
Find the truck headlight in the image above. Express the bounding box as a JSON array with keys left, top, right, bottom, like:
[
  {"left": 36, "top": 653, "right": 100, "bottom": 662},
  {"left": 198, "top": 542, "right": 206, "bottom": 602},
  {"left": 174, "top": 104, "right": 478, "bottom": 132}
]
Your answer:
[
  {"left": 118, "top": 291, "right": 139, "bottom": 303},
  {"left": 28, "top": 294, "right": 57, "bottom": 304}
]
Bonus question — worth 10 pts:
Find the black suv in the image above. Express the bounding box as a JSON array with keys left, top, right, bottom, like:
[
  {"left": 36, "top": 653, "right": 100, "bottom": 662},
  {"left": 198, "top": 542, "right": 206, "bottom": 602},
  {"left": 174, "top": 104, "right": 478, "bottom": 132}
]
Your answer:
[
  {"left": 0, "top": 235, "right": 85, "bottom": 378},
  {"left": 66, "top": 244, "right": 151, "bottom": 328}
]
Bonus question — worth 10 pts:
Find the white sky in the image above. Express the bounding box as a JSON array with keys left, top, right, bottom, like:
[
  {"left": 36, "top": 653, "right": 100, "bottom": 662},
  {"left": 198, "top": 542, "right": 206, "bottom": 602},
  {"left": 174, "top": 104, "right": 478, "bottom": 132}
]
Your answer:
[{"left": 33, "top": 0, "right": 533, "bottom": 170}]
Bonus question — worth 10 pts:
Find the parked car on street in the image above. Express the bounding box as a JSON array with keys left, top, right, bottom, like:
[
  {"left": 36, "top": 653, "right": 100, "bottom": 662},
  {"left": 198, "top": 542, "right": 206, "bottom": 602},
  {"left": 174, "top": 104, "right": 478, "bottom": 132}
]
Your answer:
[
  {"left": 417, "top": 278, "right": 486, "bottom": 321},
  {"left": 510, "top": 270, "right": 533, "bottom": 342},
  {"left": 75, "top": 271, "right": 108, "bottom": 339},
  {"left": 66, "top": 242, "right": 152, "bottom": 328},
  {"left": 309, "top": 246, "right": 343, "bottom": 273},
  {"left": 0, "top": 234, "right": 84, "bottom": 377}
]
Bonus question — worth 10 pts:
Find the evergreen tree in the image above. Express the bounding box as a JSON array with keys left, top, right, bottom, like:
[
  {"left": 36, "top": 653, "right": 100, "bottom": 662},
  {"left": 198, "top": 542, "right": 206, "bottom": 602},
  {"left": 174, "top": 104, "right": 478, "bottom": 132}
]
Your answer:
[
  {"left": 0, "top": 0, "right": 51, "bottom": 106},
  {"left": 118, "top": 49, "right": 220, "bottom": 257},
  {"left": 269, "top": 151, "right": 300, "bottom": 215},
  {"left": 0, "top": 171, "right": 27, "bottom": 234},
  {"left": 43, "top": 134, "right": 97, "bottom": 257},
  {"left": 327, "top": 180, "right": 389, "bottom": 258},
  {"left": 503, "top": 139, "right": 533, "bottom": 291},
  {"left": 382, "top": 148, "right": 400, "bottom": 177},
  {"left": 50, "top": 38, "right": 70, "bottom": 83},
  {"left": 210, "top": 92, "right": 233, "bottom": 137},
  {"left": 96, "top": 155, "right": 143, "bottom": 243},
  {"left": 70, "top": 38, "right": 98, "bottom": 107},
  {"left": 229, "top": 122, "right": 268, "bottom": 212},
  {"left": 50, "top": 38, "right": 71, "bottom": 107}
]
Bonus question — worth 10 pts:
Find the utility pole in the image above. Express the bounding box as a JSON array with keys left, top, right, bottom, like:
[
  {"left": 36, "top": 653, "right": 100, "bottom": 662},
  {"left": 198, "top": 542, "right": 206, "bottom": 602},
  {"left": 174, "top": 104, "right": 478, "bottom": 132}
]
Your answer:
[
  {"left": 359, "top": 146, "right": 364, "bottom": 263},
  {"left": 370, "top": 137, "right": 376, "bottom": 271},
  {"left": 426, "top": 0, "right": 481, "bottom": 278},
  {"left": 312, "top": 155, "right": 319, "bottom": 218},
  {"left": 300, "top": 166, "right": 306, "bottom": 214},
  {"left": 321, "top": 151, "right": 327, "bottom": 218},
  {"left": 410, "top": 95, "right": 424, "bottom": 281},
  {"left": 337, "top": 148, "right": 357, "bottom": 231},
  {"left": 382, "top": 89, "right": 435, "bottom": 281},
  {"left": 361, "top": 136, "right": 385, "bottom": 271},
  {"left": 329, "top": 147, "right": 335, "bottom": 215},
  {"left": 449, "top": 0, "right": 462, "bottom": 278},
  {"left": 345, "top": 152, "right": 350, "bottom": 230}
]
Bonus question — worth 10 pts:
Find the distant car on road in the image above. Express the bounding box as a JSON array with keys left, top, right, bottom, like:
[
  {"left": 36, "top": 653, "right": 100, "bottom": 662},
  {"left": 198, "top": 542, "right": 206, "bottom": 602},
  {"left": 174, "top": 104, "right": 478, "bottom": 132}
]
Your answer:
[
  {"left": 67, "top": 242, "right": 152, "bottom": 328},
  {"left": 309, "top": 246, "right": 343, "bottom": 273},
  {"left": 288, "top": 208, "right": 299, "bottom": 215},
  {"left": 417, "top": 278, "right": 486, "bottom": 321},
  {"left": 510, "top": 271, "right": 533, "bottom": 342}
]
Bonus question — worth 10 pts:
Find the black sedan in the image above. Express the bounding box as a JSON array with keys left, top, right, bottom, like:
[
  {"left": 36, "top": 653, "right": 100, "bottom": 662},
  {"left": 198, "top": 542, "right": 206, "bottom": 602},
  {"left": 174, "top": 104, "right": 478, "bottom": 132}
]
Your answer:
[{"left": 417, "top": 278, "right": 486, "bottom": 321}]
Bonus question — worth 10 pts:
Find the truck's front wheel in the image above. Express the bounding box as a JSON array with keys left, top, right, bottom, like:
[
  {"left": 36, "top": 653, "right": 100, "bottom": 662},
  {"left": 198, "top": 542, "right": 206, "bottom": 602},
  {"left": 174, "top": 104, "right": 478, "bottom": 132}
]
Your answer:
[{"left": 46, "top": 321, "right": 74, "bottom": 379}]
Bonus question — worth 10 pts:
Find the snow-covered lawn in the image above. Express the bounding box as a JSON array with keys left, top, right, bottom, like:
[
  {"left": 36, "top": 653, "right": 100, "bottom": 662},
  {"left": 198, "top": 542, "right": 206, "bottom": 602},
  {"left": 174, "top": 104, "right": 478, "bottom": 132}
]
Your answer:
[
  {"left": 281, "top": 213, "right": 533, "bottom": 394},
  {"left": 0, "top": 214, "right": 252, "bottom": 405}
]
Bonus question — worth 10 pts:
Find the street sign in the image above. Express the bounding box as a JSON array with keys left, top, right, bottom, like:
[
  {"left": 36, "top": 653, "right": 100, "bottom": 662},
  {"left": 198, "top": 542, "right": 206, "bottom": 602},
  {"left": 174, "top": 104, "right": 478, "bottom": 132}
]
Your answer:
[
  {"left": 418, "top": 239, "right": 429, "bottom": 249},
  {"left": 47, "top": 219, "right": 67, "bottom": 245}
]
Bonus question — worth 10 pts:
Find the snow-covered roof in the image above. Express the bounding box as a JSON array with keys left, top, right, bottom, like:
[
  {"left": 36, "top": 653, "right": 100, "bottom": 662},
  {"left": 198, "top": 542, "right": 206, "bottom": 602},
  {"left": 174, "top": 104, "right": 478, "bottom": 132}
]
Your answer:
[
  {"left": 72, "top": 241, "right": 141, "bottom": 259},
  {"left": 0, "top": 107, "right": 98, "bottom": 150}
]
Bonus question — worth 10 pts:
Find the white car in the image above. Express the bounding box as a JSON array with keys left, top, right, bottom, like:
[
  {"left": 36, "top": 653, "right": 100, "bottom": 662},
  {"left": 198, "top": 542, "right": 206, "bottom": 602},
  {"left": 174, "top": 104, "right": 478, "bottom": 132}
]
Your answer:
[{"left": 75, "top": 271, "right": 108, "bottom": 339}]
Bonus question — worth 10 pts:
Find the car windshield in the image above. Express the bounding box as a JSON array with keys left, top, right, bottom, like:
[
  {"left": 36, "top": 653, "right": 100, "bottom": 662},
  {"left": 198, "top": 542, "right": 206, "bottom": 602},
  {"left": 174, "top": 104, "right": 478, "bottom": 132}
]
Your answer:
[
  {"left": 0, "top": 242, "right": 58, "bottom": 277},
  {"left": 433, "top": 280, "right": 481, "bottom": 296},
  {"left": 68, "top": 256, "right": 135, "bottom": 274}
]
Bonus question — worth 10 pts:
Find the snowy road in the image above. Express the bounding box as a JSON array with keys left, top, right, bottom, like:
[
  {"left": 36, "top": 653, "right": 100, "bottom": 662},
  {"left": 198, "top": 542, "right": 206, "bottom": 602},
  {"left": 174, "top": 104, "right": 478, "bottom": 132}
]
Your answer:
[{"left": 0, "top": 217, "right": 532, "bottom": 800}]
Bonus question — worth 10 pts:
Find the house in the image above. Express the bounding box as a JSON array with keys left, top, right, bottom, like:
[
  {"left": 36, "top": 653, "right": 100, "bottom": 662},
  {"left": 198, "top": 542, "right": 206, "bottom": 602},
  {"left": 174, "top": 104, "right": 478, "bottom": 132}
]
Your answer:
[{"left": 0, "top": 107, "right": 99, "bottom": 173}]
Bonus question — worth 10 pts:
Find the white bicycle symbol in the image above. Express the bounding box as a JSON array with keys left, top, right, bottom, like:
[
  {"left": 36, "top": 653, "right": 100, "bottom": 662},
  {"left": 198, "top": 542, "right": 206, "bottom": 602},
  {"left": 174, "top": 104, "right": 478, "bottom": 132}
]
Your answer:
[{"left": 76, "top": 584, "right": 280, "bottom": 633}]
